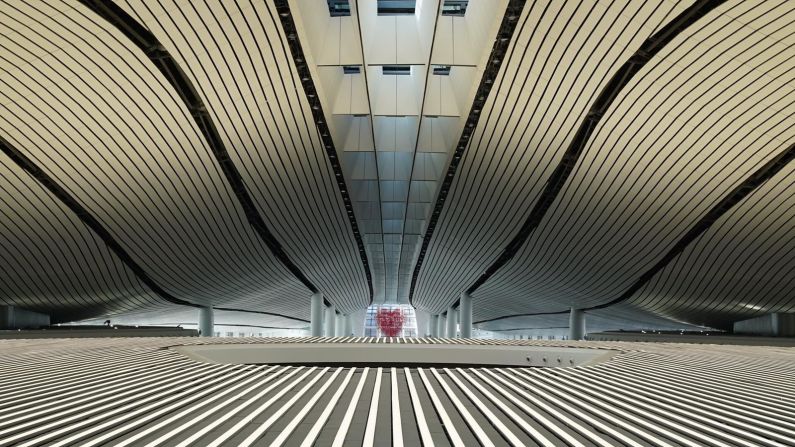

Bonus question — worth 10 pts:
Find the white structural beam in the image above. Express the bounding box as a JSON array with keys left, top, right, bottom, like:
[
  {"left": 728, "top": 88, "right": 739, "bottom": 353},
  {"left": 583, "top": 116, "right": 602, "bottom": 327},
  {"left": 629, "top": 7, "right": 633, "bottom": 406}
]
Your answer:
[
  {"left": 325, "top": 304, "right": 336, "bottom": 337},
  {"left": 198, "top": 306, "right": 214, "bottom": 338},
  {"left": 336, "top": 313, "right": 345, "bottom": 336},
  {"left": 570, "top": 308, "right": 586, "bottom": 341},
  {"left": 460, "top": 292, "right": 472, "bottom": 338},
  {"left": 446, "top": 307, "right": 458, "bottom": 338},
  {"left": 310, "top": 293, "right": 324, "bottom": 337}
]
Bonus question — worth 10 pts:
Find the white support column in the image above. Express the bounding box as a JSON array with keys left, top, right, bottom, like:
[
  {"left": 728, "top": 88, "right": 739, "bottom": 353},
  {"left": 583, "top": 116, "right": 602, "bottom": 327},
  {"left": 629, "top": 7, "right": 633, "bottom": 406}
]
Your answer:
[
  {"left": 438, "top": 316, "right": 446, "bottom": 337},
  {"left": 325, "top": 304, "right": 336, "bottom": 337},
  {"left": 569, "top": 308, "right": 586, "bottom": 340},
  {"left": 198, "top": 306, "right": 214, "bottom": 338},
  {"left": 343, "top": 314, "right": 352, "bottom": 336},
  {"left": 430, "top": 314, "right": 439, "bottom": 337},
  {"left": 446, "top": 307, "right": 457, "bottom": 338},
  {"left": 310, "top": 293, "right": 323, "bottom": 337},
  {"left": 335, "top": 313, "right": 345, "bottom": 336},
  {"left": 459, "top": 292, "right": 472, "bottom": 339}
]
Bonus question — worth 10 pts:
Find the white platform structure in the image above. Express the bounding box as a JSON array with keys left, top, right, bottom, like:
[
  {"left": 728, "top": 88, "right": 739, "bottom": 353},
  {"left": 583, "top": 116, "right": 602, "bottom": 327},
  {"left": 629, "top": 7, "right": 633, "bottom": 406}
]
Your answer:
[{"left": 0, "top": 337, "right": 793, "bottom": 446}]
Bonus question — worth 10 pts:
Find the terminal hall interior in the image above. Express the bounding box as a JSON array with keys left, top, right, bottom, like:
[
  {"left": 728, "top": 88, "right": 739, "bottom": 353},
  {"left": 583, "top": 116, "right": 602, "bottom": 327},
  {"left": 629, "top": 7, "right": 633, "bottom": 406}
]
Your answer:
[{"left": 0, "top": 0, "right": 794, "bottom": 446}]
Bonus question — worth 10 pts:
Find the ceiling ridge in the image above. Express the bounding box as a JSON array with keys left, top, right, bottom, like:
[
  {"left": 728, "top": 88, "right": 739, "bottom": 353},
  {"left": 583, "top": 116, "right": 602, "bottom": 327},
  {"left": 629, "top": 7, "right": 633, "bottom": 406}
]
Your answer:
[{"left": 274, "top": 0, "right": 374, "bottom": 305}]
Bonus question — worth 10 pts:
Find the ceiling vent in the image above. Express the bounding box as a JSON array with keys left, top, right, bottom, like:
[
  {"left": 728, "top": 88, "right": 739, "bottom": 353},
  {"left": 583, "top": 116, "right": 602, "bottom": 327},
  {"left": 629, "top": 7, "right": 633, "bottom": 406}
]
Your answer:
[
  {"left": 433, "top": 65, "right": 451, "bottom": 75},
  {"left": 343, "top": 65, "right": 361, "bottom": 74},
  {"left": 442, "top": 0, "right": 468, "bottom": 16},
  {"left": 327, "top": 0, "right": 351, "bottom": 17},
  {"left": 377, "top": 0, "right": 416, "bottom": 15},
  {"left": 382, "top": 65, "right": 412, "bottom": 76}
]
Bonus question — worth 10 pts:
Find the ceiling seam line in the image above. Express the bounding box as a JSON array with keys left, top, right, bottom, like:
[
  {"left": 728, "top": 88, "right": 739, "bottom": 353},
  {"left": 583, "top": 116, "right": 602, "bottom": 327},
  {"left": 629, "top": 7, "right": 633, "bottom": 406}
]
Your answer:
[
  {"left": 407, "top": 0, "right": 528, "bottom": 307},
  {"left": 274, "top": 0, "right": 374, "bottom": 305},
  {"left": 213, "top": 307, "right": 310, "bottom": 323},
  {"left": 76, "top": 0, "right": 320, "bottom": 298},
  {"left": 459, "top": 0, "right": 728, "bottom": 301}
]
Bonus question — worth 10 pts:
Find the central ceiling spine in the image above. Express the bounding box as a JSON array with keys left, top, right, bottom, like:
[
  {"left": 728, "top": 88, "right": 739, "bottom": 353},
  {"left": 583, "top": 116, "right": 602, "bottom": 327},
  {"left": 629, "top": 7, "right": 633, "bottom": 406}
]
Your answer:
[
  {"left": 275, "top": 0, "right": 374, "bottom": 305},
  {"left": 290, "top": 0, "right": 512, "bottom": 305}
]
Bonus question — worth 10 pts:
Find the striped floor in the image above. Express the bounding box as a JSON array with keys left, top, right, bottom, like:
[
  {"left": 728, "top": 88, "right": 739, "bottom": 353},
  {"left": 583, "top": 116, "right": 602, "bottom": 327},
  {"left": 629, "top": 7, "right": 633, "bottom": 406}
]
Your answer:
[{"left": 0, "top": 337, "right": 793, "bottom": 446}]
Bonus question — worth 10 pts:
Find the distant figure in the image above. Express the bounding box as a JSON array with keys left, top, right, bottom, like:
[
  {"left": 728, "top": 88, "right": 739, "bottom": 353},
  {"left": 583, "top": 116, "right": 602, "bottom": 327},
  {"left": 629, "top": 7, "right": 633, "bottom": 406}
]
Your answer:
[{"left": 104, "top": 320, "right": 111, "bottom": 327}]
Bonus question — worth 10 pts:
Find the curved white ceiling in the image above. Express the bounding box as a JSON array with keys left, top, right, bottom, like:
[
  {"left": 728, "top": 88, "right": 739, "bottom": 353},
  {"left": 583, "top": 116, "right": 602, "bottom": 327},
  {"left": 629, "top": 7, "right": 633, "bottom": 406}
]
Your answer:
[
  {"left": 412, "top": 0, "right": 795, "bottom": 329},
  {"left": 0, "top": 0, "right": 370, "bottom": 321},
  {"left": 472, "top": 0, "right": 795, "bottom": 321},
  {"left": 0, "top": 0, "right": 792, "bottom": 330},
  {"left": 413, "top": 0, "right": 694, "bottom": 311}
]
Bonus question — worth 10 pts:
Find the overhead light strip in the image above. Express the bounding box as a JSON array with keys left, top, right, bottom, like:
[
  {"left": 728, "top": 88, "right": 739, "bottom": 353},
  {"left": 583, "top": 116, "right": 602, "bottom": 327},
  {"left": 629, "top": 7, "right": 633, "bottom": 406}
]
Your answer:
[
  {"left": 275, "top": 0, "right": 374, "bottom": 304},
  {"left": 408, "top": 0, "right": 527, "bottom": 306}
]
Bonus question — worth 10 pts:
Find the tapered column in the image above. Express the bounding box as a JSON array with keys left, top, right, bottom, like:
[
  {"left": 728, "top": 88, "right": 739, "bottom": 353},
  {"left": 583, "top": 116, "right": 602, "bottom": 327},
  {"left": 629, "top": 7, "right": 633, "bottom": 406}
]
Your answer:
[
  {"left": 343, "top": 314, "right": 352, "bottom": 336},
  {"left": 325, "top": 304, "right": 336, "bottom": 337},
  {"left": 446, "top": 307, "right": 457, "bottom": 338},
  {"left": 430, "top": 314, "right": 439, "bottom": 337},
  {"left": 198, "top": 306, "right": 214, "bottom": 337},
  {"left": 335, "top": 313, "right": 345, "bottom": 336},
  {"left": 310, "top": 293, "right": 323, "bottom": 337},
  {"left": 438, "top": 316, "right": 446, "bottom": 337},
  {"left": 459, "top": 292, "right": 472, "bottom": 338},
  {"left": 569, "top": 308, "right": 586, "bottom": 340}
]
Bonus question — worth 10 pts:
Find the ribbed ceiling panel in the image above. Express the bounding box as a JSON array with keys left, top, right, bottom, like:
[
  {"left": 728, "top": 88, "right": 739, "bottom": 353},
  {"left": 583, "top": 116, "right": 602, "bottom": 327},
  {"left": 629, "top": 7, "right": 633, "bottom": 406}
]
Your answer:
[
  {"left": 0, "top": 154, "right": 167, "bottom": 321},
  {"left": 628, "top": 160, "right": 795, "bottom": 328},
  {"left": 116, "top": 0, "right": 370, "bottom": 313},
  {"left": 0, "top": 0, "right": 312, "bottom": 318},
  {"left": 472, "top": 0, "right": 794, "bottom": 325},
  {"left": 412, "top": 0, "right": 689, "bottom": 313}
]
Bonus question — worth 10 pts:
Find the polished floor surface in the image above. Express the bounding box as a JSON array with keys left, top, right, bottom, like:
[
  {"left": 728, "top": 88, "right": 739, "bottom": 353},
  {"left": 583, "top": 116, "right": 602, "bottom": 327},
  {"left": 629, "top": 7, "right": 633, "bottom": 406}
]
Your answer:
[{"left": 0, "top": 337, "right": 793, "bottom": 446}]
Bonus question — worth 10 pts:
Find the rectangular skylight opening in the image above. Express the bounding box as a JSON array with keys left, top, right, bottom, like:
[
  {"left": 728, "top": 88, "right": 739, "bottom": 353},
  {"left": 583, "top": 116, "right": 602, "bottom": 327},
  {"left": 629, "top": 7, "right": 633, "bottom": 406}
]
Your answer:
[
  {"left": 343, "top": 65, "right": 361, "bottom": 74},
  {"left": 382, "top": 65, "right": 411, "bottom": 76},
  {"left": 377, "top": 0, "right": 416, "bottom": 15},
  {"left": 327, "top": 0, "right": 351, "bottom": 17},
  {"left": 433, "top": 65, "right": 451, "bottom": 75},
  {"left": 442, "top": 0, "right": 468, "bottom": 16}
]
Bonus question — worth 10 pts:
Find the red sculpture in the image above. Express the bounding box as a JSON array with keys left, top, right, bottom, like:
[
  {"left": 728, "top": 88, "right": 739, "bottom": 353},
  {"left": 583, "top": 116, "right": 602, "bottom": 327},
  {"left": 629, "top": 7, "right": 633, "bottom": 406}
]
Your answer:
[{"left": 376, "top": 308, "right": 404, "bottom": 337}]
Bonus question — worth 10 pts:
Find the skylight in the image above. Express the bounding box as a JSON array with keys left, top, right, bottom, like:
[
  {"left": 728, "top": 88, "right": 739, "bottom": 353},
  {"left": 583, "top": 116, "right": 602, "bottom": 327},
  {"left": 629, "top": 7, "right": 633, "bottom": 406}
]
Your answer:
[
  {"left": 343, "top": 65, "right": 361, "bottom": 74},
  {"left": 433, "top": 65, "right": 451, "bottom": 75}
]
